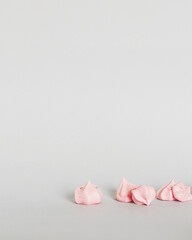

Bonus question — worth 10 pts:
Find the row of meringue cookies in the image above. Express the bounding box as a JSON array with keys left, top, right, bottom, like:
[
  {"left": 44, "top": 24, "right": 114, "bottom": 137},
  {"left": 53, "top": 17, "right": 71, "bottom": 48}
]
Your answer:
[{"left": 74, "top": 178, "right": 192, "bottom": 206}]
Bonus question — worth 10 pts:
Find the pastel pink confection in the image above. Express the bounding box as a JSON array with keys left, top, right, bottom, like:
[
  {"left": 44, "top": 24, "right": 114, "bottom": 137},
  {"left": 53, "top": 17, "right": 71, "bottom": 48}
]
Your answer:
[
  {"left": 74, "top": 181, "right": 103, "bottom": 205},
  {"left": 156, "top": 180, "right": 176, "bottom": 201},
  {"left": 131, "top": 185, "right": 156, "bottom": 206},
  {"left": 115, "top": 177, "right": 137, "bottom": 203},
  {"left": 172, "top": 182, "right": 192, "bottom": 202}
]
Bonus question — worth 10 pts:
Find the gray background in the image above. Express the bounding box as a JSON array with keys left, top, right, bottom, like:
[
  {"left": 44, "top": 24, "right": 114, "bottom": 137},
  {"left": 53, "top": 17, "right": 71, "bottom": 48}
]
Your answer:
[{"left": 0, "top": 0, "right": 192, "bottom": 239}]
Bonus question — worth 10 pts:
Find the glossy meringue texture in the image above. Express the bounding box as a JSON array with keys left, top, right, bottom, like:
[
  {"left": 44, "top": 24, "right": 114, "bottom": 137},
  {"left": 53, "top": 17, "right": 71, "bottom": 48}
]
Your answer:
[
  {"left": 132, "top": 185, "right": 156, "bottom": 206},
  {"left": 156, "top": 180, "right": 175, "bottom": 201},
  {"left": 115, "top": 178, "right": 156, "bottom": 206},
  {"left": 115, "top": 177, "right": 137, "bottom": 203},
  {"left": 156, "top": 180, "right": 192, "bottom": 202},
  {"left": 172, "top": 182, "right": 192, "bottom": 202},
  {"left": 74, "top": 181, "right": 103, "bottom": 205}
]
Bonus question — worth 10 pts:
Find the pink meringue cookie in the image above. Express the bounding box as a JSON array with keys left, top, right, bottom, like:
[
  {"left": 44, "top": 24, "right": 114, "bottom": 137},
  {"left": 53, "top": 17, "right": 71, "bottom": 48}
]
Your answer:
[
  {"left": 131, "top": 185, "right": 156, "bottom": 206},
  {"left": 172, "top": 182, "right": 192, "bottom": 202},
  {"left": 156, "top": 180, "right": 175, "bottom": 201},
  {"left": 74, "top": 181, "right": 103, "bottom": 205},
  {"left": 115, "top": 177, "right": 137, "bottom": 203}
]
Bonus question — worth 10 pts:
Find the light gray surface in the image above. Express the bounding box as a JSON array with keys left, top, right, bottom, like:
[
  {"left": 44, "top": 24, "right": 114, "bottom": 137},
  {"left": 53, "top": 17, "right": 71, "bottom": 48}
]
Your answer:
[
  {"left": 1, "top": 0, "right": 192, "bottom": 239},
  {"left": 1, "top": 187, "right": 192, "bottom": 240}
]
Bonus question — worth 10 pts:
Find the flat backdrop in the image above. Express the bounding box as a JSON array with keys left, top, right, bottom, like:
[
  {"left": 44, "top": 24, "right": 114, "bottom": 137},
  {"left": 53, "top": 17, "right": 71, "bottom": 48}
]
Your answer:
[{"left": 0, "top": 1, "right": 192, "bottom": 239}]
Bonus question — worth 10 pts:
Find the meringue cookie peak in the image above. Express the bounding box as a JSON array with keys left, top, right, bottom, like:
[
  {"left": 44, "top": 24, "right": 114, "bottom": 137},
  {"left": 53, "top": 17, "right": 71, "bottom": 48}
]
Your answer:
[
  {"left": 74, "top": 181, "right": 103, "bottom": 205},
  {"left": 156, "top": 180, "right": 175, "bottom": 201},
  {"left": 172, "top": 182, "right": 192, "bottom": 202},
  {"left": 132, "top": 185, "right": 156, "bottom": 206},
  {"left": 115, "top": 177, "right": 137, "bottom": 203}
]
